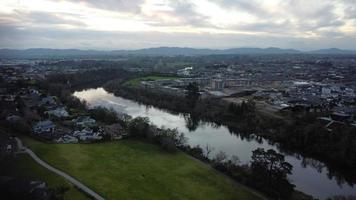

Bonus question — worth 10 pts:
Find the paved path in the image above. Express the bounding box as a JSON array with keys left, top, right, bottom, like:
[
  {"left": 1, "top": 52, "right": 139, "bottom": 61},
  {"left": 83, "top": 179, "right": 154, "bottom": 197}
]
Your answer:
[
  {"left": 14, "top": 137, "right": 25, "bottom": 152},
  {"left": 15, "top": 137, "right": 105, "bottom": 200}
]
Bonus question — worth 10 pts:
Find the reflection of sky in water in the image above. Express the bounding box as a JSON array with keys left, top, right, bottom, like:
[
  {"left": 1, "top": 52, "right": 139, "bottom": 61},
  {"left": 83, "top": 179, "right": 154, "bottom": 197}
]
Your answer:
[{"left": 74, "top": 88, "right": 356, "bottom": 199}]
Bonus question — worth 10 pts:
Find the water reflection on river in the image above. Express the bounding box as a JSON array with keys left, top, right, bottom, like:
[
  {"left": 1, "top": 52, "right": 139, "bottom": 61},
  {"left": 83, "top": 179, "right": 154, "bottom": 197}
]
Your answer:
[{"left": 74, "top": 88, "right": 356, "bottom": 199}]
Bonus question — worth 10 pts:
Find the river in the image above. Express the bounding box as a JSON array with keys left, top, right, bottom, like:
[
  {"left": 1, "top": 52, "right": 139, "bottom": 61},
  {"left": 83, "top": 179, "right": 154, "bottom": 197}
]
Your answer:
[{"left": 74, "top": 87, "right": 356, "bottom": 199}]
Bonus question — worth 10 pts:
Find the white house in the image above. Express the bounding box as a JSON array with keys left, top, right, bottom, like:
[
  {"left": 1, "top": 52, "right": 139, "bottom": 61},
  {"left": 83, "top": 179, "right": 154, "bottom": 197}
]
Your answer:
[
  {"left": 56, "top": 135, "right": 78, "bottom": 144},
  {"left": 45, "top": 107, "right": 69, "bottom": 118},
  {"left": 33, "top": 120, "right": 55, "bottom": 135},
  {"left": 73, "top": 116, "right": 96, "bottom": 127}
]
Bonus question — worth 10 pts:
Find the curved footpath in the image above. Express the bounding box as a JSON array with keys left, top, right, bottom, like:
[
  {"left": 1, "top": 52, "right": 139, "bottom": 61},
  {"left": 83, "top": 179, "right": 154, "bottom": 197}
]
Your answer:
[{"left": 14, "top": 137, "right": 105, "bottom": 200}]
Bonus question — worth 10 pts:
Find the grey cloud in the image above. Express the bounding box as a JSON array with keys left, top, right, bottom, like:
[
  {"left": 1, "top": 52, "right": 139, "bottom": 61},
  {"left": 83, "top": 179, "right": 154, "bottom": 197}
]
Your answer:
[
  {"left": 58, "top": 0, "right": 144, "bottom": 13},
  {"left": 0, "top": 0, "right": 355, "bottom": 50},
  {"left": 210, "top": 0, "right": 347, "bottom": 36},
  {"left": 169, "top": 1, "right": 211, "bottom": 27},
  {"left": 345, "top": 7, "right": 356, "bottom": 19},
  {"left": 213, "top": 0, "right": 270, "bottom": 17},
  {"left": 1, "top": 23, "right": 356, "bottom": 50},
  {"left": 282, "top": 0, "right": 344, "bottom": 29},
  {"left": 15, "top": 10, "right": 86, "bottom": 27},
  {"left": 232, "top": 20, "right": 292, "bottom": 34},
  {"left": 318, "top": 31, "right": 345, "bottom": 38},
  {"left": 143, "top": 0, "right": 213, "bottom": 28}
]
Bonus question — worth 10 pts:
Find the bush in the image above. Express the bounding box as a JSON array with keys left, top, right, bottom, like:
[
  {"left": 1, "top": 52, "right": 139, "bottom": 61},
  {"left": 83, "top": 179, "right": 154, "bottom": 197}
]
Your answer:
[
  {"left": 127, "top": 117, "right": 150, "bottom": 137},
  {"left": 90, "top": 107, "right": 119, "bottom": 124}
]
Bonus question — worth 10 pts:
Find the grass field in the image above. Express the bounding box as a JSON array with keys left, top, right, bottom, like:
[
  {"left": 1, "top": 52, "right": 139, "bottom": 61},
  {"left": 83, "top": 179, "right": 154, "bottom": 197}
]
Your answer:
[
  {"left": 123, "top": 76, "right": 179, "bottom": 87},
  {"left": 0, "top": 154, "right": 88, "bottom": 200},
  {"left": 23, "top": 137, "right": 262, "bottom": 200}
]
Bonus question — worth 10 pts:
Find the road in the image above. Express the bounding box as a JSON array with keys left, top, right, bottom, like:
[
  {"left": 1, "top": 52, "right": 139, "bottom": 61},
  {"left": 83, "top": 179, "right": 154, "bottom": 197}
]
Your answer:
[{"left": 15, "top": 137, "right": 105, "bottom": 200}]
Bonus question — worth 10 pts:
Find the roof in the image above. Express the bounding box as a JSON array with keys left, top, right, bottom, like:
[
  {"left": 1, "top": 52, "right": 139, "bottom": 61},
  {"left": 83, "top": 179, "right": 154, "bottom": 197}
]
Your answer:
[
  {"left": 75, "top": 116, "right": 95, "bottom": 122},
  {"left": 34, "top": 120, "right": 54, "bottom": 129}
]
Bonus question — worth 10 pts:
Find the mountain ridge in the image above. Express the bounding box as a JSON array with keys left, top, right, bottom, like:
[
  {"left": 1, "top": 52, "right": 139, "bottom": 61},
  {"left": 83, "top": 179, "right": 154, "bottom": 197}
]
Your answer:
[{"left": 1, "top": 47, "right": 356, "bottom": 58}]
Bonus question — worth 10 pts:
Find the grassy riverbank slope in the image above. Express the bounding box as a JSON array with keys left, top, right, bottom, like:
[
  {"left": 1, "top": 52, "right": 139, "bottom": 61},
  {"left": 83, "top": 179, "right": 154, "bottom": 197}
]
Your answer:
[{"left": 23, "top": 137, "right": 262, "bottom": 200}]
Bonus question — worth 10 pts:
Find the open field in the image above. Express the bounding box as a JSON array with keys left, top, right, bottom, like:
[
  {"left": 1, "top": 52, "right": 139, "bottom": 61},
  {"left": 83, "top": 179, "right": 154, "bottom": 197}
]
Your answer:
[
  {"left": 23, "top": 137, "right": 262, "bottom": 200},
  {"left": 124, "top": 76, "right": 179, "bottom": 87},
  {"left": 0, "top": 154, "right": 88, "bottom": 200}
]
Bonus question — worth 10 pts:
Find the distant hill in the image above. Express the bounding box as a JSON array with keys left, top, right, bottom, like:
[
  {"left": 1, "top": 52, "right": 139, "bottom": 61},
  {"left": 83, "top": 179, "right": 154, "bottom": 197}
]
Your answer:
[
  {"left": 114, "top": 47, "right": 218, "bottom": 56},
  {"left": 306, "top": 48, "right": 356, "bottom": 55},
  {"left": 0, "top": 48, "right": 105, "bottom": 59},
  {"left": 221, "top": 47, "right": 301, "bottom": 54},
  {"left": 0, "top": 47, "right": 355, "bottom": 58}
]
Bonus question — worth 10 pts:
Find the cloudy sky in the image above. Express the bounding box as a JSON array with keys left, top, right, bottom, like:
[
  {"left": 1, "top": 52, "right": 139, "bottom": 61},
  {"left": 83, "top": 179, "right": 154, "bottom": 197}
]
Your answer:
[{"left": 0, "top": 0, "right": 356, "bottom": 50}]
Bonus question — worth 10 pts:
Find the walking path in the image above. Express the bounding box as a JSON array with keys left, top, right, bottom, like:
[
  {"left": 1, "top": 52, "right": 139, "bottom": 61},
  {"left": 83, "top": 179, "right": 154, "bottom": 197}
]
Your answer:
[
  {"left": 14, "top": 137, "right": 105, "bottom": 200},
  {"left": 14, "top": 137, "right": 267, "bottom": 200}
]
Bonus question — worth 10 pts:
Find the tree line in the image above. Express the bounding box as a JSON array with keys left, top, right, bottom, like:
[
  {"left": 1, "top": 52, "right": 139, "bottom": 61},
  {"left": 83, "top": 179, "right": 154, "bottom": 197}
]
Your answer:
[{"left": 103, "top": 78, "right": 356, "bottom": 187}]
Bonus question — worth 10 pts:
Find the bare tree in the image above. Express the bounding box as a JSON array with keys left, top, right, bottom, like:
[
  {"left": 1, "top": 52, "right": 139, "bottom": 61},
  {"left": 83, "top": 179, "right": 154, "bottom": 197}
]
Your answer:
[
  {"left": 230, "top": 155, "right": 241, "bottom": 165},
  {"left": 213, "top": 151, "right": 227, "bottom": 164},
  {"left": 204, "top": 144, "right": 214, "bottom": 159}
]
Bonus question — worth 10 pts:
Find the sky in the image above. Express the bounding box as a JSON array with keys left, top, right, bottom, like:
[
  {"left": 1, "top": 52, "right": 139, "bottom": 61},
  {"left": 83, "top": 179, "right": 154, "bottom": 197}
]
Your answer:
[{"left": 0, "top": 0, "right": 356, "bottom": 50}]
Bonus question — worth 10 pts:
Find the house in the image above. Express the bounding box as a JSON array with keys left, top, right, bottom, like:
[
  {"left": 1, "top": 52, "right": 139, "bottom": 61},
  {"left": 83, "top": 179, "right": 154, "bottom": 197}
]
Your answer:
[
  {"left": 79, "top": 134, "right": 102, "bottom": 141},
  {"left": 211, "top": 79, "right": 225, "bottom": 90},
  {"left": 73, "top": 128, "right": 93, "bottom": 137},
  {"left": 73, "top": 128, "right": 102, "bottom": 142},
  {"left": 6, "top": 114, "right": 21, "bottom": 123},
  {"left": 39, "top": 96, "right": 56, "bottom": 107},
  {"left": 56, "top": 135, "right": 78, "bottom": 144},
  {"left": 45, "top": 107, "right": 69, "bottom": 118},
  {"left": 177, "top": 67, "right": 193, "bottom": 77},
  {"left": 73, "top": 116, "right": 96, "bottom": 127},
  {"left": 33, "top": 120, "right": 55, "bottom": 135},
  {"left": 29, "top": 89, "right": 40, "bottom": 97},
  {"left": 331, "top": 107, "right": 356, "bottom": 122},
  {"left": 3, "top": 95, "right": 15, "bottom": 102},
  {"left": 6, "top": 144, "right": 12, "bottom": 153},
  {"left": 104, "top": 123, "right": 125, "bottom": 140}
]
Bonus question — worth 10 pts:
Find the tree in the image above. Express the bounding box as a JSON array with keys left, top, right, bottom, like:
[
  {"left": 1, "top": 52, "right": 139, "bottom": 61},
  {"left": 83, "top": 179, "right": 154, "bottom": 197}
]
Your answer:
[
  {"left": 250, "top": 148, "right": 294, "bottom": 199},
  {"left": 204, "top": 144, "right": 214, "bottom": 159},
  {"left": 160, "top": 136, "right": 176, "bottom": 152},
  {"left": 230, "top": 155, "right": 241, "bottom": 165},
  {"left": 157, "top": 128, "right": 186, "bottom": 152},
  {"left": 185, "top": 82, "right": 200, "bottom": 102},
  {"left": 184, "top": 114, "right": 199, "bottom": 131},
  {"left": 128, "top": 117, "right": 150, "bottom": 137},
  {"left": 90, "top": 107, "right": 118, "bottom": 124},
  {"left": 213, "top": 151, "right": 227, "bottom": 164},
  {"left": 228, "top": 100, "right": 256, "bottom": 116}
]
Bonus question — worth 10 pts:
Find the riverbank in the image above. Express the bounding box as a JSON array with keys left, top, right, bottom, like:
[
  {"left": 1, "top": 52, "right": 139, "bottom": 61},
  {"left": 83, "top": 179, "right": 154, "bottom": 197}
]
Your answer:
[
  {"left": 103, "top": 79, "right": 356, "bottom": 178},
  {"left": 26, "top": 70, "right": 355, "bottom": 199},
  {"left": 22, "top": 136, "right": 263, "bottom": 200},
  {"left": 74, "top": 87, "right": 332, "bottom": 199}
]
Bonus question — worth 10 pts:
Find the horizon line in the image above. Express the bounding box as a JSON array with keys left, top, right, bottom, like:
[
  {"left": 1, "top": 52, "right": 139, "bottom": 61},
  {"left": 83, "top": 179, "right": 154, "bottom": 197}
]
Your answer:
[{"left": 1, "top": 46, "right": 356, "bottom": 52}]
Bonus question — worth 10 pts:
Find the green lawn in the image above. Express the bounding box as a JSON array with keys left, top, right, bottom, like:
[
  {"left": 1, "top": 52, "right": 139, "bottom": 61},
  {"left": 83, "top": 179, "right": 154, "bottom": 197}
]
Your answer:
[
  {"left": 124, "top": 76, "right": 179, "bottom": 87},
  {"left": 0, "top": 154, "right": 88, "bottom": 200},
  {"left": 23, "top": 137, "right": 262, "bottom": 200}
]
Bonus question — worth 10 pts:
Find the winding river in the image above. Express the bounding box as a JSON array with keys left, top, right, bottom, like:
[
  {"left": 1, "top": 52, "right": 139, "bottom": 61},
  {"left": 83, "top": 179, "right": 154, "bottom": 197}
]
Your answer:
[{"left": 74, "top": 87, "right": 356, "bottom": 199}]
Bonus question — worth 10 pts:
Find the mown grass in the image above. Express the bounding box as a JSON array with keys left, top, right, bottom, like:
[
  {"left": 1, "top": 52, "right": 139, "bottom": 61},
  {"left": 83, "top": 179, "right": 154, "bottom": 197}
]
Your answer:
[
  {"left": 0, "top": 154, "right": 88, "bottom": 200},
  {"left": 123, "top": 76, "right": 178, "bottom": 87},
  {"left": 23, "top": 137, "right": 262, "bottom": 200}
]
